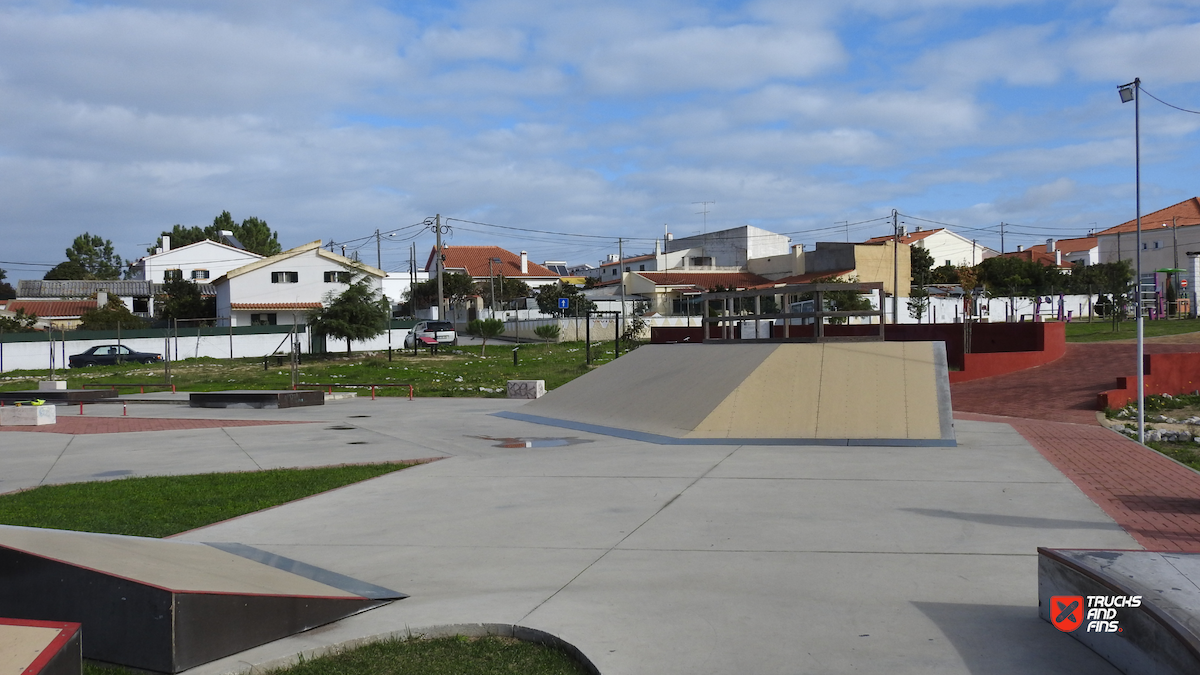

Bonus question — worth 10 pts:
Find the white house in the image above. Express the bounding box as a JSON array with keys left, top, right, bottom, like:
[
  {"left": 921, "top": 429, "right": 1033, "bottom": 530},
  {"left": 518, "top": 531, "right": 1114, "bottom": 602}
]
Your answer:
[
  {"left": 1027, "top": 236, "right": 1099, "bottom": 266},
  {"left": 865, "top": 227, "right": 997, "bottom": 268},
  {"left": 1096, "top": 197, "right": 1200, "bottom": 270},
  {"left": 213, "top": 240, "right": 386, "bottom": 327},
  {"left": 129, "top": 236, "right": 263, "bottom": 284}
]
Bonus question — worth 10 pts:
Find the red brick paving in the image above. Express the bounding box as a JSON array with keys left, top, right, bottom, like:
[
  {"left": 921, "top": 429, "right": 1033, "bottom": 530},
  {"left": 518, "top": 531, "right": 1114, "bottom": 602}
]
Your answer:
[
  {"left": 955, "top": 409, "right": 1200, "bottom": 552},
  {"left": 0, "top": 417, "right": 314, "bottom": 434},
  {"left": 951, "top": 342, "right": 1200, "bottom": 424}
]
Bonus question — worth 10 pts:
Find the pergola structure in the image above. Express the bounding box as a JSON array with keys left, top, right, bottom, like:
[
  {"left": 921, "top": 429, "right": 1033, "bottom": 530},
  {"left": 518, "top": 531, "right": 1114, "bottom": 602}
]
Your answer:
[{"left": 702, "top": 281, "right": 887, "bottom": 343}]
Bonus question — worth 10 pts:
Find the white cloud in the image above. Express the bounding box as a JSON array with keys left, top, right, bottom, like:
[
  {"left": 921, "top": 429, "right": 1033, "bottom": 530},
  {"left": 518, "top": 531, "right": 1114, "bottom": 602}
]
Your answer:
[{"left": 582, "top": 24, "right": 846, "bottom": 94}]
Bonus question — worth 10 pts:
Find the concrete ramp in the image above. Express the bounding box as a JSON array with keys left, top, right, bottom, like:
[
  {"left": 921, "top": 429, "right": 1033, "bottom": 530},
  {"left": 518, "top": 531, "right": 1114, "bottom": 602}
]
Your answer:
[
  {"left": 0, "top": 525, "right": 404, "bottom": 673},
  {"left": 497, "top": 342, "right": 954, "bottom": 446}
]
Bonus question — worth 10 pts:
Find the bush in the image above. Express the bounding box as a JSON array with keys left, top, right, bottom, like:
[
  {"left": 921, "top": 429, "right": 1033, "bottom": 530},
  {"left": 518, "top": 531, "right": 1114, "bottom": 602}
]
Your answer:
[{"left": 534, "top": 324, "right": 562, "bottom": 341}]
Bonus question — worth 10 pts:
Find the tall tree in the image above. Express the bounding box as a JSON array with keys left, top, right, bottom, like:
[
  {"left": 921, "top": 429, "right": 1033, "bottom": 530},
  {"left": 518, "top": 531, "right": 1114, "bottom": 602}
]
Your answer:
[
  {"left": 476, "top": 276, "right": 532, "bottom": 308},
  {"left": 55, "top": 233, "right": 125, "bottom": 280},
  {"left": 79, "top": 295, "right": 147, "bottom": 331},
  {"left": 910, "top": 246, "right": 935, "bottom": 287},
  {"left": 0, "top": 268, "right": 15, "bottom": 300},
  {"left": 147, "top": 212, "right": 283, "bottom": 257},
  {"left": 308, "top": 276, "right": 390, "bottom": 353},
  {"left": 536, "top": 282, "right": 596, "bottom": 317},
  {"left": 156, "top": 277, "right": 215, "bottom": 323}
]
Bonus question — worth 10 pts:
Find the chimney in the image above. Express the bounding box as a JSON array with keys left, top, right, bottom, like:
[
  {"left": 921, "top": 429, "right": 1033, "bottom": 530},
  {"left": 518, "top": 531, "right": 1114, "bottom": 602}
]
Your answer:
[
  {"left": 162, "top": 235, "right": 171, "bottom": 253},
  {"left": 520, "top": 251, "right": 528, "bottom": 274},
  {"left": 899, "top": 226, "right": 907, "bottom": 237},
  {"left": 1047, "top": 238, "right": 1056, "bottom": 252},
  {"left": 914, "top": 226, "right": 921, "bottom": 232},
  {"left": 1017, "top": 245, "right": 1024, "bottom": 252},
  {"left": 96, "top": 290, "right": 107, "bottom": 307},
  {"left": 654, "top": 239, "right": 661, "bottom": 255},
  {"left": 1056, "top": 250, "right": 1062, "bottom": 266}
]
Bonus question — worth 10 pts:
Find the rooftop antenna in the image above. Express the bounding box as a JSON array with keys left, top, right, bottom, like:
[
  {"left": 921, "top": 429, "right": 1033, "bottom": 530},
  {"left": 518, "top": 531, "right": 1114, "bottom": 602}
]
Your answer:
[{"left": 693, "top": 201, "right": 714, "bottom": 234}]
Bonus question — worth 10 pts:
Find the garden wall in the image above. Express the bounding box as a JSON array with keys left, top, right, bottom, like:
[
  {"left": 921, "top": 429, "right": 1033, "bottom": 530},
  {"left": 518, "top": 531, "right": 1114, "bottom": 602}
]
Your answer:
[{"left": 1098, "top": 353, "right": 1200, "bottom": 410}]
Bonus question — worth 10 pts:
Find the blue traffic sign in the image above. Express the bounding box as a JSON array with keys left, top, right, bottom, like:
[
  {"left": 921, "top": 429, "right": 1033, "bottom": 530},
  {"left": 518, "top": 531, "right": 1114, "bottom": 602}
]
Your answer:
[{"left": 558, "top": 298, "right": 570, "bottom": 309}]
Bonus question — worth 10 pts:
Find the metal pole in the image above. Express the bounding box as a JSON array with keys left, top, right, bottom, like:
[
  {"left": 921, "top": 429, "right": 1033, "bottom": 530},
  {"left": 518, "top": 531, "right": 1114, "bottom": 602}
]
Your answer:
[
  {"left": 435, "top": 215, "right": 446, "bottom": 321},
  {"left": 376, "top": 229, "right": 382, "bottom": 270},
  {"left": 892, "top": 209, "right": 899, "bottom": 324},
  {"left": 1132, "top": 78, "right": 1145, "bottom": 444},
  {"left": 618, "top": 237, "right": 626, "bottom": 355}
]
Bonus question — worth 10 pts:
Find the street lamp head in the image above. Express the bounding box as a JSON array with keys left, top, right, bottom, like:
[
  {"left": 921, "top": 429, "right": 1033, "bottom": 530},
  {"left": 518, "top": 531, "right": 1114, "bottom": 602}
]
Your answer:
[{"left": 1118, "top": 80, "right": 1137, "bottom": 103}]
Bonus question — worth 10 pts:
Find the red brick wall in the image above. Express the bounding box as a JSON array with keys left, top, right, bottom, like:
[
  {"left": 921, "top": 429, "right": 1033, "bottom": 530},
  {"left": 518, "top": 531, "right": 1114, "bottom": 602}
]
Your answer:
[
  {"left": 650, "top": 321, "right": 1066, "bottom": 382},
  {"left": 1099, "top": 353, "right": 1200, "bottom": 410}
]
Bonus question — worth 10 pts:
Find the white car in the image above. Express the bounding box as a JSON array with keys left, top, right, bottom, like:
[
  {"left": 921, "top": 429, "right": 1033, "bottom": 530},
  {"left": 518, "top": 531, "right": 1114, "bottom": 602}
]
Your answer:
[{"left": 405, "top": 320, "right": 458, "bottom": 348}]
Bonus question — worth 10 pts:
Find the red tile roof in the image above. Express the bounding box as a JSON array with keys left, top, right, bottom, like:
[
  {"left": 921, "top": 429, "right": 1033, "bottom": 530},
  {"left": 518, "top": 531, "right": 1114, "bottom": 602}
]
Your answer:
[
  {"left": 759, "top": 270, "right": 857, "bottom": 286},
  {"left": 637, "top": 271, "right": 772, "bottom": 290},
  {"left": 996, "top": 249, "right": 1074, "bottom": 269},
  {"left": 1027, "top": 237, "right": 1097, "bottom": 255},
  {"left": 863, "top": 229, "right": 941, "bottom": 245},
  {"left": 424, "top": 246, "right": 559, "bottom": 279},
  {"left": 1097, "top": 197, "right": 1200, "bottom": 235},
  {"left": 3, "top": 300, "right": 97, "bottom": 317},
  {"left": 230, "top": 302, "right": 323, "bottom": 310}
]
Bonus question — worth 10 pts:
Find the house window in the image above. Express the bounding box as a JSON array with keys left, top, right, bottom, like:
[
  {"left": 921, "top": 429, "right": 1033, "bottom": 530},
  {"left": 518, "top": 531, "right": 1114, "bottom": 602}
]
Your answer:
[
  {"left": 639, "top": 264, "right": 645, "bottom": 271},
  {"left": 690, "top": 257, "right": 713, "bottom": 267},
  {"left": 612, "top": 268, "right": 618, "bottom": 276},
  {"left": 191, "top": 269, "right": 209, "bottom": 280},
  {"left": 1154, "top": 241, "right": 1162, "bottom": 249},
  {"left": 164, "top": 269, "right": 183, "bottom": 281},
  {"left": 132, "top": 296, "right": 149, "bottom": 313},
  {"left": 250, "top": 313, "right": 277, "bottom": 326},
  {"left": 625, "top": 267, "right": 630, "bottom": 272},
  {"left": 271, "top": 271, "right": 299, "bottom": 283},
  {"left": 324, "top": 271, "right": 351, "bottom": 283}
]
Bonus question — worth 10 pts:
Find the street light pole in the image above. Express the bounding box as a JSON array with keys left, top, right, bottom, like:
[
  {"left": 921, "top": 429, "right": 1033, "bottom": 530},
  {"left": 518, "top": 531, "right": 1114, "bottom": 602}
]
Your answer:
[{"left": 1119, "top": 78, "right": 1144, "bottom": 444}]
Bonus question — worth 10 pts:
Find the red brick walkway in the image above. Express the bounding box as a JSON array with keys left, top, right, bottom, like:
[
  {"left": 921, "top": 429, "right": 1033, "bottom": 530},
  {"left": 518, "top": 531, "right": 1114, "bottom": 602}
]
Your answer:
[
  {"left": 951, "top": 342, "right": 1200, "bottom": 424},
  {"left": 0, "top": 417, "right": 313, "bottom": 434},
  {"left": 956, "top": 409, "right": 1200, "bottom": 551}
]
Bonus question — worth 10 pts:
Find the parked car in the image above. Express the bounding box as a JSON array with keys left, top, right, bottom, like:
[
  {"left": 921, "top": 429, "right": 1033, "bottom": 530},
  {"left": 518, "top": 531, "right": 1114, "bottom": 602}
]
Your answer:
[
  {"left": 69, "top": 345, "right": 163, "bottom": 367},
  {"left": 404, "top": 320, "right": 457, "bottom": 348}
]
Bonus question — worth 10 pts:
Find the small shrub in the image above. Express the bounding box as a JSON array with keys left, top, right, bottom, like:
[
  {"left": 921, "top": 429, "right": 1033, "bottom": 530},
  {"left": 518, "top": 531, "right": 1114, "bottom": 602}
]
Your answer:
[{"left": 534, "top": 324, "right": 562, "bottom": 341}]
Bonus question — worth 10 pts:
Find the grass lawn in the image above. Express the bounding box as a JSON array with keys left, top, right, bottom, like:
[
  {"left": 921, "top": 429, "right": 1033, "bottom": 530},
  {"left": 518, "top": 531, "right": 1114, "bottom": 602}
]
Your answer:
[
  {"left": 0, "top": 465, "right": 592, "bottom": 675},
  {"left": 0, "top": 341, "right": 618, "bottom": 397},
  {"left": 1066, "top": 317, "right": 1200, "bottom": 342},
  {"left": 1145, "top": 441, "right": 1200, "bottom": 472},
  {"left": 0, "top": 464, "right": 414, "bottom": 537}
]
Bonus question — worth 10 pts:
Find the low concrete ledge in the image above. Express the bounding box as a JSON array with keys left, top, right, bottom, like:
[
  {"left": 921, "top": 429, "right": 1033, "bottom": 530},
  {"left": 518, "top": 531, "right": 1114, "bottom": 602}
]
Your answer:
[
  {"left": 1038, "top": 547, "right": 1200, "bottom": 675},
  {"left": 0, "top": 405, "right": 56, "bottom": 426},
  {"left": 507, "top": 380, "right": 546, "bottom": 399}
]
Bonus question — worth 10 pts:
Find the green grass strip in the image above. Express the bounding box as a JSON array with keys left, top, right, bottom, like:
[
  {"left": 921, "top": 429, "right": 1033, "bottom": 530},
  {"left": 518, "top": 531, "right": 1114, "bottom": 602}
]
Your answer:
[
  {"left": 1066, "top": 318, "right": 1200, "bottom": 342},
  {"left": 267, "top": 636, "right": 590, "bottom": 675},
  {"left": 0, "top": 464, "right": 412, "bottom": 538}
]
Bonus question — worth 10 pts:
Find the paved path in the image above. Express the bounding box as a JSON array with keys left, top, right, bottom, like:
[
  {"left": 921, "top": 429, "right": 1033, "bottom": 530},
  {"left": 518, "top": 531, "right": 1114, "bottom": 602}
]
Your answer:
[
  {"left": 957, "top": 412, "right": 1200, "bottom": 552},
  {"left": 951, "top": 342, "right": 1200, "bottom": 424},
  {"left": 0, "top": 397, "right": 1135, "bottom": 674},
  {"left": 0, "top": 416, "right": 309, "bottom": 434}
]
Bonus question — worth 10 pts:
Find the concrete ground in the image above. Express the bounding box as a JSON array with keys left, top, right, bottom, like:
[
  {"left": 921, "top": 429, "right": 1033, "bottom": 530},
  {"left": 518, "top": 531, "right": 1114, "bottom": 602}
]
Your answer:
[{"left": 1, "top": 397, "right": 1136, "bottom": 674}]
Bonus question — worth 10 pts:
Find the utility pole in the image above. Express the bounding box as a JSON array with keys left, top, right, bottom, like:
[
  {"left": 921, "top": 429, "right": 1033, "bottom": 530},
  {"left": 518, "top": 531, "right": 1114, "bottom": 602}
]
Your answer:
[
  {"left": 892, "top": 209, "right": 899, "bottom": 324},
  {"left": 433, "top": 215, "right": 446, "bottom": 321},
  {"left": 376, "top": 229, "right": 382, "bottom": 270},
  {"left": 1000, "top": 222, "right": 1005, "bottom": 254},
  {"left": 618, "top": 237, "right": 626, "bottom": 356},
  {"left": 838, "top": 221, "right": 849, "bottom": 243}
]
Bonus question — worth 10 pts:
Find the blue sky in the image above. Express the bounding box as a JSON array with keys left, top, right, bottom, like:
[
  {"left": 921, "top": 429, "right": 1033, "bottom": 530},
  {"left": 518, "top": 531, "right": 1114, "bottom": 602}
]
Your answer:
[{"left": 1, "top": 0, "right": 1199, "bottom": 278}]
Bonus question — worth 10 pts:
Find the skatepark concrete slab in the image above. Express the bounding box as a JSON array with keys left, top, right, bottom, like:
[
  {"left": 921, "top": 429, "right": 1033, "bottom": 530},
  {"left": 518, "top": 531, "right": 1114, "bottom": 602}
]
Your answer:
[
  {"left": 1, "top": 397, "right": 1136, "bottom": 673},
  {"left": 509, "top": 342, "right": 955, "bottom": 445}
]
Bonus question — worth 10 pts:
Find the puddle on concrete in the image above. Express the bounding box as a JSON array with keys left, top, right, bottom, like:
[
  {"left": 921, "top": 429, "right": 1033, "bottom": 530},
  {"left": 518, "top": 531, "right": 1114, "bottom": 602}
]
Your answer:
[
  {"left": 325, "top": 425, "right": 356, "bottom": 430},
  {"left": 469, "top": 435, "right": 593, "bottom": 449},
  {"left": 93, "top": 470, "right": 133, "bottom": 477}
]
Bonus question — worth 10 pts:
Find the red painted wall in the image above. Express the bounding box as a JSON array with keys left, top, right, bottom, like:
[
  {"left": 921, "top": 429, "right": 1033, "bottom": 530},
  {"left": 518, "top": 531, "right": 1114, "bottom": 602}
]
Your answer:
[
  {"left": 1099, "top": 353, "right": 1200, "bottom": 410},
  {"left": 650, "top": 321, "right": 1067, "bottom": 382}
]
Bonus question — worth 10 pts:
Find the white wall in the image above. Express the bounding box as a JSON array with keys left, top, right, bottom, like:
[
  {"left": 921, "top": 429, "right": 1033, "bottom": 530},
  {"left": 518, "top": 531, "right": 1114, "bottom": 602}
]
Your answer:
[
  {"left": 135, "top": 241, "right": 261, "bottom": 283},
  {"left": 1098, "top": 223, "right": 1200, "bottom": 271},
  {"left": 0, "top": 327, "right": 417, "bottom": 372},
  {"left": 219, "top": 251, "right": 383, "bottom": 326},
  {"left": 918, "top": 231, "right": 997, "bottom": 268}
]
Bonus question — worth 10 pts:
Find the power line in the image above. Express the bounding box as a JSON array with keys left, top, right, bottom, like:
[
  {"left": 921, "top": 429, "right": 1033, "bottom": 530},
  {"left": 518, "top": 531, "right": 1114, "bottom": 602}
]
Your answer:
[{"left": 1140, "top": 85, "right": 1200, "bottom": 115}]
